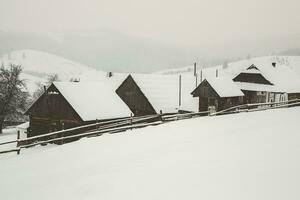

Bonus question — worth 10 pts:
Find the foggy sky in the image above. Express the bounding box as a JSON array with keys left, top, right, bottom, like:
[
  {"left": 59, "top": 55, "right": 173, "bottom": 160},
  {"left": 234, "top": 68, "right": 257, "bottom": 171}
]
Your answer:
[{"left": 1, "top": 0, "right": 300, "bottom": 46}]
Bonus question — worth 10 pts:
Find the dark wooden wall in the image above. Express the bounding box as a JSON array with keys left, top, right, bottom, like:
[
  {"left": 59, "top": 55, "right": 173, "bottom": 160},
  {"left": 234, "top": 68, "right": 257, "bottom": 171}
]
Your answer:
[
  {"left": 116, "top": 75, "right": 157, "bottom": 116},
  {"left": 219, "top": 97, "right": 243, "bottom": 110},
  {"left": 233, "top": 73, "right": 273, "bottom": 85},
  {"left": 26, "top": 84, "right": 83, "bottom": 137},
  {"left": 192, "top": 80, "right": 219, "bottom": 98},
  {"left": 192, "top": 80, "right": 218, "bottom": 111},
  {"left": 192, "top": 80, "right": 243, "bottom": 111},
  {"left": 241, "top": 90, "right": 268, "bottom": 104},
  {"left": 288, "top": 93, "right": 300, "bottom": 100}
]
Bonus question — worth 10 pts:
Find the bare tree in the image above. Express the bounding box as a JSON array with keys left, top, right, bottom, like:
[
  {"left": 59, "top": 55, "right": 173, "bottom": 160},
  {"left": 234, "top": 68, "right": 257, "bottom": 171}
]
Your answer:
[
  {"left": 32, "top": 74, "right": 60, "bottom": 101},
  {"left": 0, "top": 64, "right": 29, "bottom": 134}
]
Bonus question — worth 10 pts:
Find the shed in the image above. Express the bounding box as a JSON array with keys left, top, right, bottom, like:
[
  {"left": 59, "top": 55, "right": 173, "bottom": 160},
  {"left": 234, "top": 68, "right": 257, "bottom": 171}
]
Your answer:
[
  {"left": 25, "top": 82, "right": 131, "bottom": 137},
  {"left": 191, "top": 76, "right": 244, "bottom": 112}
]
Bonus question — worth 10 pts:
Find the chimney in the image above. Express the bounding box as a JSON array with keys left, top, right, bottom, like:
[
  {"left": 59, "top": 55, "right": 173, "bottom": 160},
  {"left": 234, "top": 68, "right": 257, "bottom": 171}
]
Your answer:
[
  {"left": 107, "top": 72, "right": 113, "bottom": 78},
  {"left": 43, "top": 85, "right": 47, "bottom": 92},
  {"left": 272, "top": 62, "right": 276, "bottom": 68}
]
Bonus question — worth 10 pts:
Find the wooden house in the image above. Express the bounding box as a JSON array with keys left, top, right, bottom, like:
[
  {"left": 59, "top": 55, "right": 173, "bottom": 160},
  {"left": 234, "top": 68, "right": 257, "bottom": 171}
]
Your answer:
[
  {"left": 233, "top": 64, "right": 273, "bottom": 85},
  {"left": 116, "top": 74, "right": 198, "bottom": 116},
  {"left": 233, "top": 64, "right": 286, "bottom": 103},
  {"left": 191, "top": 76, "right": 244, "bottom": 112},
  {"left": 25, "top": 82, "right": 131, "bottom": 137}
]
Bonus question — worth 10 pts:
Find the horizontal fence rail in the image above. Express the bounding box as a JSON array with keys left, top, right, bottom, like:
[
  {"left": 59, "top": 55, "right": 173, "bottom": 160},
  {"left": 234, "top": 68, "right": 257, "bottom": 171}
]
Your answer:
[
  {"left": 0, "top": 114, "right": 161, "bottom": 155},
  {"left": 162, "top": 111, "right": 209, "bottom": 121},
  {"left": 20, "top": 114, "right": 160, "bottom": 143},
  {"left": 0, "top": 148, "right": 19, "bottom": 155},
  {"left": 20, "top": 121, "right": 163, "bottom": 149},
  {"left": 212, "top": 98, "right": 300, "bottom": 116},
  {"left": 1, "top": 98, "right": 300, "bottom": 156},
  {"left": 0, "top": 140, "right": 17, "bottom": 146}
]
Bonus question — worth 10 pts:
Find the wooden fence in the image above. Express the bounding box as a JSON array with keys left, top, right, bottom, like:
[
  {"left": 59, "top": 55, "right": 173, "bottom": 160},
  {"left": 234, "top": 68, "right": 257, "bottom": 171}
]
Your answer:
[
  {"left": 212, "top": 98, "right": 300, "bottom": 116},
  {"left": 1, "top": 98, "right": 300, "bottom": 156}
]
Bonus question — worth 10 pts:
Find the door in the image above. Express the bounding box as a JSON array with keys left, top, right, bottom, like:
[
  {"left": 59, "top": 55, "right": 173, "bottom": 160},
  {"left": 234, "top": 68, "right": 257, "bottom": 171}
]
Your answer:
[{"left": 199, "top": 97, "right": 208, "bottom": 111}]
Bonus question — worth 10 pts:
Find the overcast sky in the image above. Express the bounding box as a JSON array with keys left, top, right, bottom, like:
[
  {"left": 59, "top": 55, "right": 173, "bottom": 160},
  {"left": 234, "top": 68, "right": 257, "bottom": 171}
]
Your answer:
[{"left": 0, "top": 0, "right": 300, "bottom": 46}]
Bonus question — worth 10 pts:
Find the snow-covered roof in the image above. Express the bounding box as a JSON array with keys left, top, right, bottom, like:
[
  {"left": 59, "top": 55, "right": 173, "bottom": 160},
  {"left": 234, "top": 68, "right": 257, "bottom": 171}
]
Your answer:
[
  {"left": 205, "top": 76, "right": 244, "bottom": 97},
  {"left": 234, "top": 82, "right": 283, "bottom": 93},
  {"left": 130, "top": 74, "right": 198, "bottom": 113},
  {"left": 241, "top": 68, "right": 261, "bottom": 74},
  {"left": 53, "top": 82, "right": 132, "bottom": 121},
  {"left": 159, "top": 56, "right": 300, "bottom": 94},
  {"left": 76, "top": 71, "right": 129, "bottom": 89},
  {"left": 222, "top": 57, "right": 300, "bottom": 94}
]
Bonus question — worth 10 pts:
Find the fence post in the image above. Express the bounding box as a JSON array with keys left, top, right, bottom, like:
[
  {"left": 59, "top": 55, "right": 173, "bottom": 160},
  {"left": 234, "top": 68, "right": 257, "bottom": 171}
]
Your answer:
[
  {"left": 17, "top": 130, "right": 20, "bottom": 155},
  {"left": 61, "top": 122, "right": 65, "bottom": 145},
  {"left": 159, "top": 110, "right": 163, "bottom": 121},
  {"left": 130, "top": 113, "right": 133, "bottom": 130}
]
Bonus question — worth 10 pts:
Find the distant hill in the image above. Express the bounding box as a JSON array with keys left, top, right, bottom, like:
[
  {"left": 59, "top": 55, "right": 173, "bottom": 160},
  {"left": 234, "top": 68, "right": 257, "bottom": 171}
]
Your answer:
[
  {"left": 0, "top": 49, "right": 101, "bottom": 94},
  {"left": 157, "top": 56, "right": 300, "bottom": 77},
  {"left": 1, "top": 30, "right": 300, "bottom": 73},
  {"left": 279, "top": 48, "right": 300, "bottom": 56},
  {"left": 0, "top": 30, "right": 198, "bottom": 73}
]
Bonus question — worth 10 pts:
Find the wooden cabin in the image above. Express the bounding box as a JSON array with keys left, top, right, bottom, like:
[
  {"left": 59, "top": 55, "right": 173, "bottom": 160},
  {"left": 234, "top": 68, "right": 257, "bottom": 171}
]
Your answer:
[
  {"left": 232, "top": 65, "right": 286, "bottom": 103},
  {"left": 25, "top": 82, "right": 131, "bottom": 137},
  {"left": 116, "top": 75, "right": 156, "bottom": 116},
  {"left": 191, "top": 77, "right": 244, "bottom": 112},
  {"left": 116, "top": 74, "right": 198, "bottom": 116},
  {"left": 233, "top": 64, "right": 273, "bottom": 85}
]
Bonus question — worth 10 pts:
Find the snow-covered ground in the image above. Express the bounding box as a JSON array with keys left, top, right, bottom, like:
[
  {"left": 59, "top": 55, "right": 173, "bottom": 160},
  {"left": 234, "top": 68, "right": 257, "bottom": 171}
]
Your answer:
[
  {"left": 1, "top": 107, "right": 300, "bottom": 200},
  {"left": 0, "top": 123, "right": 28, "bottom": 152},
  {"left": 0, "top": 128, "right": 18, "bottom": 155}
]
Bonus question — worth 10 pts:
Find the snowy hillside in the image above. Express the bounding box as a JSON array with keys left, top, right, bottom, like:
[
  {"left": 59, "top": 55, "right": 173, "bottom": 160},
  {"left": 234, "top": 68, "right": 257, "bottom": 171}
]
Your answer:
[
  {"left": 0, "top": 50, "right": 103, "bottom": 93},
  {"left": 157, "top": 56, "right": 300, "bottom": 77},
  {"left": 0, "top": 49, "right": 97, "bottom": 77},
  {"left": 1, "top": 107, "right": 300, "bottom": 200}
]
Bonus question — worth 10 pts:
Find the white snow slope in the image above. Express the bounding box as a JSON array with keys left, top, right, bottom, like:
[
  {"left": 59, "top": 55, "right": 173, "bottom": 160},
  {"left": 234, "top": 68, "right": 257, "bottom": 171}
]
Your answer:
[
  {"left": 157, "top": 56, "right": 300, "bottom": 77},
  {"left": 0, "top": 49, "right": 102, "bottom": 94},
  {"left": 1, "top": 107, "right": 300, "bottom": 200}
]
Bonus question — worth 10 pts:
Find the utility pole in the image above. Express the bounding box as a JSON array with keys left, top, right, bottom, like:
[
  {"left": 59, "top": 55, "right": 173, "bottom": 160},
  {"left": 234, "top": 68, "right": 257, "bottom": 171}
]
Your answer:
[
  {"left": 194, "top": 62, "right": 197, "bottom": 87},
  {"left": 179, "top": 75, "right": 182, "bottom": 107}
]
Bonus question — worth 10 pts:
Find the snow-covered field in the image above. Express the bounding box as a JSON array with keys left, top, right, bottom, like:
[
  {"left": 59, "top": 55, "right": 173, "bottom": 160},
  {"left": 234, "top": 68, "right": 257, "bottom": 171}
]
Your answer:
[{"left": 1, "top": 107, "right": 300, "bottom": 200}]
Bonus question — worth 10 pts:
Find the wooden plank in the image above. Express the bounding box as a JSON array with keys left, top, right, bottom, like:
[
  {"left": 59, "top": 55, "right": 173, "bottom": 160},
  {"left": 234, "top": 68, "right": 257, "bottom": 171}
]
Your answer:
[
  {"left": 23, "top": 114, "right": 160, "bottom": 142},
  {"left": 0, "top": 149, "right": 19, "bottom": 155},
  {"left": 214, "top": 98, "right": 300, "bottom": 116},
  {"left": 0, "top": 140, "right": 17, "bottom": 146},
  {"left": 20, "top": 114, "right": 160, "bottom": 146},
  {"left": 20, "top": 121, "right": 163, "bottom": 149}
]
